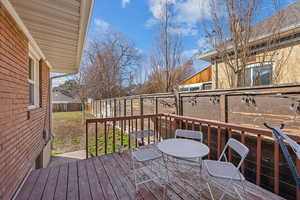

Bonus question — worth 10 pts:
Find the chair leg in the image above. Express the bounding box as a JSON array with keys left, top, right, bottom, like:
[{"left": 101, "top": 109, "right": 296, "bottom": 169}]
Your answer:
[
  {"left": 219, "top": 179, "right": 234, "bottom": 200},
  {"left": 207, "top": 183, "right": 215, "bottom": 200},
  {"left": 134, "top": 170, "right": 138, "bottom": 193}
]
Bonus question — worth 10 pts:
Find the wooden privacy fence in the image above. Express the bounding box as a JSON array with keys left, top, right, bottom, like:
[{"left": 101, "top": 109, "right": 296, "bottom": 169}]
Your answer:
[
  {"left": 86, "top": 113, "right": 300, "bottom": 200},
  {"left": 52, "top": 103, "right": 82, "bottom": 112}
]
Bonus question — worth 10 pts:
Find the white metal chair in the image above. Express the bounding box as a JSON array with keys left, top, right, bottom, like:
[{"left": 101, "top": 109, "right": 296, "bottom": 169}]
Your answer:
[
  {"left": 175, "top": 129, "right": 203, "bottom": 141},
  {"left": 130, "top": 130, "right": 163, "bottom": 193},
  {"left": 202, "top": 138, "right": 249, "bottom": 200}
]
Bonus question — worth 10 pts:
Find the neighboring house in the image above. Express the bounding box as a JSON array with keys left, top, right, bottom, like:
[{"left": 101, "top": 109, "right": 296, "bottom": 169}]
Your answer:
[
  {"left": 199, "top": 1, "right": 300, "bottom": 89},
  {"left": 52, "top": 91, "right": 80, "bottom": 104},
  {"left": 52, "top": 91, "right": 82, "bottom": 112},
  {"left": 0, "top": 0, "right": 93, "bottom": 199},
  {"left": 179, "top": 66, "right": 212, "bottom": 92}
]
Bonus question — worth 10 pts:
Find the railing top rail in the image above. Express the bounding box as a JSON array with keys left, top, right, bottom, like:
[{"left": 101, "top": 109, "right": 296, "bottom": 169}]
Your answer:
[{"left": 86, "top": 113, "right": 164, "bottom": 123}]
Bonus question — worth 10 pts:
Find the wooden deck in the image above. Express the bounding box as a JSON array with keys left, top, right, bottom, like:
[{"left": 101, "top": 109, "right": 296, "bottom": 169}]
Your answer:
[{"left": 15, "top": 149, "right": 285, "bottom": 200}]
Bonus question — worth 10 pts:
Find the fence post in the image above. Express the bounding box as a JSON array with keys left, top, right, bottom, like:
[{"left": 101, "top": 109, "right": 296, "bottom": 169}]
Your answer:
[
  {"left": 219, "top": 94, "right": 228, "bottom": 122},
  {"left": 140, "top": 97, "right": 144, "bottom": 142},
  {"left": 99, "top": 100, "right": 102, "bottom": 118},
  {"left": 114, "top": 99, "right": 117, "bottom": 117},
  {"left": 179, "top": 94, "right": 183, "bottom": 116},
  {"left": 105, "top": 100, "right": 108, "bottom": 117},
  {"left": 155, "top": 97, "right": 158, "bottom": 114},
  {"left": 110, "top": 99, "right": 112, "bottom": 117},
  {"left": 131, "top": 98, "right": 133, "bottom": 116},
  {"left": 124, "top": 99, "right": 127, "bottom": 116}
]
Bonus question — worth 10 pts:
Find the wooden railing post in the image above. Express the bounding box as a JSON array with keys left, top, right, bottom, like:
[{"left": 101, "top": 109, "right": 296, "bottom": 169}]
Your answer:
[
  {"left": 256, "top": 135, "right": 262, "bottom": 185},
  {"left": 297, "top": 159, "right": 300, "bottom": 200},
  {"left": 241, "top": 131, "right": 246, "bottom": 174},
  {"left": 217, "top": 127, "right": 222, "bottom": 158},
  {"left": 274, "top": 141, "right": 280, "bottom": 194},
  {"left": 208, "top": 124, "right": 211, "bottom": 159},
  {"left": 86, "top": 121, "right": 88, "bottom": 159},
  {"left": 104, "top": 122, "right": 107, "bottom": 154},
  {"left": 95, "top": 122, "right": 98, "bottom": 156},
  {"left": 228, "top": 128, "right": 232, "bottom": 162}
]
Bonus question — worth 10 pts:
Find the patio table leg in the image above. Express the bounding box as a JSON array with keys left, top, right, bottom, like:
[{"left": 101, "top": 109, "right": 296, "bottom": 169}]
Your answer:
[{"left": 162, "top": 153, "right": 170, "bottom": 200}]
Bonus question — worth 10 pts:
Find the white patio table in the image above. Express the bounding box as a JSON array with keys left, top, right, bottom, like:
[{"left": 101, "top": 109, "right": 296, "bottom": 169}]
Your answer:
[{"left": 157, "top": 138, "right": 209, "bottom": 182}]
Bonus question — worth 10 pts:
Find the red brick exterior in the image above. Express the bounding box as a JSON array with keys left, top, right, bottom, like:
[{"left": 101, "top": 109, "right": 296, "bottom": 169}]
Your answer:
[{"left": 0, "top": 4, "right": 50, "bottom": 200}]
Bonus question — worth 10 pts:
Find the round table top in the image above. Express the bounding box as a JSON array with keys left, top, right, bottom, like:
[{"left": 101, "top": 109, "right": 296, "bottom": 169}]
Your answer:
[{"left": 157, "top": 138, "right": 209, "bottom": 159}]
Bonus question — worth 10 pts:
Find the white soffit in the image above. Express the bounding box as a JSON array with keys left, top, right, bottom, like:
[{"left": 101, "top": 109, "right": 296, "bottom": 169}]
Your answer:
[{"left": 9, "top": 0, "right": 94, "bottom": 73}]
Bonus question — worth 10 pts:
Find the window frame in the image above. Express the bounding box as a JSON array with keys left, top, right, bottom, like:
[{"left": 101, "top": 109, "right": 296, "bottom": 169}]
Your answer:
[
  {"left": 245, "top": 62, "right": 273, "bottom": 87},
  {"left": 28, "top": 51, "right": 40, "bottom": 110}
]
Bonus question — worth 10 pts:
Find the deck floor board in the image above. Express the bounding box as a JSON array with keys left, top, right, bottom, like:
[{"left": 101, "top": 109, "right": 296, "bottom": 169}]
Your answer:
[{"left": 16, "top": 147, "right": 286, "bottom": 200}]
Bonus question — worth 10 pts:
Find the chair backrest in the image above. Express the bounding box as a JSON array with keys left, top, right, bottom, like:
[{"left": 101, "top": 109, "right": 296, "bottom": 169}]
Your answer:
[
  {"left": 175, "top": 129, "right": 203, "bottom": 142},
  {"left": 219, "top": 138, "right": 249, "bottom": 169}
]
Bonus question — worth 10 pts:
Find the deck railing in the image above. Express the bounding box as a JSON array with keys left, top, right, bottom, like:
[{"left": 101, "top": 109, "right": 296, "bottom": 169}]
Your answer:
[{"left": 86, "top": 113, "right": 300, "bottom": 200}]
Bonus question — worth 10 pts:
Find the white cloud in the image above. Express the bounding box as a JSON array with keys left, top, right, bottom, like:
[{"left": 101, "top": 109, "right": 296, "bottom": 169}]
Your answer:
[
  {"left": 94, "top": 19, "right": 110, "bottom": 32},
  {"left": 146, "top": 0, "right": 212, "bottom": 36},
  {"left": 168, "top": 26, "right": 198, "bottom": 36},
  {"left": 197, "top": 37, "right": 212, "bottom": 52},
  {"left": 122, "top": 0, "right": 130, "bottom": 8},
  {"left": 174, "top": 0, "right": 211, "bottom": 25},
  {"left": 182, "top": 49, "right": 199, "bottom": 60}
]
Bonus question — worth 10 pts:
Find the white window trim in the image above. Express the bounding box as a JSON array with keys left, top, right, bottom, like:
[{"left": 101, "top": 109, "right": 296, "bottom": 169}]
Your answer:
[
  {"left": 245, "top": 62, "right": 273, "bottom": 87},
  {"left": 28, "top": 51, "right": 40, "bottom": 110}
]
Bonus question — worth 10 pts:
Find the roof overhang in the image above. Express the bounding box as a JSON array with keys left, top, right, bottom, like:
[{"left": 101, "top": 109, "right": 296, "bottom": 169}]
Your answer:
[
  {"left": 198, "top": 24, "right": 300, "bottom": 62},
  {"left": 4, "top": 0, "right": 94, "bottom": 74}
]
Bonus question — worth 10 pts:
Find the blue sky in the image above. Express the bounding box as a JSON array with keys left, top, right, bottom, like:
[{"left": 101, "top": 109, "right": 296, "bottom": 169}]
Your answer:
[
  {"left": 53, "top": 0, "right": 297, "bottom": 87},
  {"left": 88, "top": 0, "right": 297, "bottom": 70},
  {"left": 88, "top": 0, "right": 211, "bottom": 72}
]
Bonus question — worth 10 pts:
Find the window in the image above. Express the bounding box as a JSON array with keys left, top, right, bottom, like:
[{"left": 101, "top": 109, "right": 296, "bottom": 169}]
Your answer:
[
  {"left": 180, "top": 87, "right": 189, "bottom": 92},
  {"left": 189, "top": 87, "right": 200, "bottom": 91},
  {"left": 202, "top": 83, "right": 212, "bottom": 90},
  {"left": 28, "top": 55, "right": 39, "bottom": 109},
  {"left": 245, "top": 63, "right": 272, "bottom": 87}
]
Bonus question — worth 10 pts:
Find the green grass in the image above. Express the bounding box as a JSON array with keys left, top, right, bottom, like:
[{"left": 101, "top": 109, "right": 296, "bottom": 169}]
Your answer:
[
  {"left": 53, "top": 111, "right": 94, "bottom": 153},
  {"left": 52, "top": 151, "right": 62, "bottom": 155},
  {"left": 71, "top": 136, "right": 81, "bottom": 145},
  {"left": 88, "top": 127, "right": 135, "bottom": 156}
]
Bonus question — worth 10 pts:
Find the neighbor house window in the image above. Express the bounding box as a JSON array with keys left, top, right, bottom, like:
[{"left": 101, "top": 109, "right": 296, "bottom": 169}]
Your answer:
[
  {"left": 245, "top": 63, "right": 272, "bottom": 87},
  {"left": 202, "top": 83, "right": 212, "bottom": 90},
  {"left": 189, "top": 87, "right": 200, "bottom": 91},
  {"left": 28, "top": 55, "right": 39, "bottom": 109}
]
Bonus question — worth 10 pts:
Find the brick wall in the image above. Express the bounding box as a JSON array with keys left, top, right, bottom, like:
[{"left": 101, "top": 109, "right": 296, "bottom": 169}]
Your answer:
[{"left": 0, "top": 4, "right": 50, "bottom": 200}]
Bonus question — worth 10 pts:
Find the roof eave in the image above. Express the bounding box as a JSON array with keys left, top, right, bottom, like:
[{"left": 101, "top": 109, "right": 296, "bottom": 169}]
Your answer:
[{"left": 198, "top": 24, "right": 300, "bottom": 62}]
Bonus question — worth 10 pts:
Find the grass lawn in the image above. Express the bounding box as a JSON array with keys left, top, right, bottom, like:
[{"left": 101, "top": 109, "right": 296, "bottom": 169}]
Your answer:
[
  {"left": 88, "top": 127, "right": 135, "bottom": 156},
  {"left": 53, "top": 111, "right": 133, "bottom": 155},
  {"left": 52, "top": 111, "right": 94, "bottom": 153}
]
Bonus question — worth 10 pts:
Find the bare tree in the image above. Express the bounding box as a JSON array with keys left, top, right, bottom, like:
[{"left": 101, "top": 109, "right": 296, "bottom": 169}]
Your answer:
[
  {"left": 142, "top": 60, "right": 194, "bottom": 93},
  {"left": 149, "top": 0, "right": 187, "bottom": 92},
  {"left": 202, "top": 0, "right": 295, "bottom": 88},
  {"left": 85, "top": 30, "right": 141, "bottom": 99},
  {"left": 70, "top": 67, "right": 89, "bottom": 122}
]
